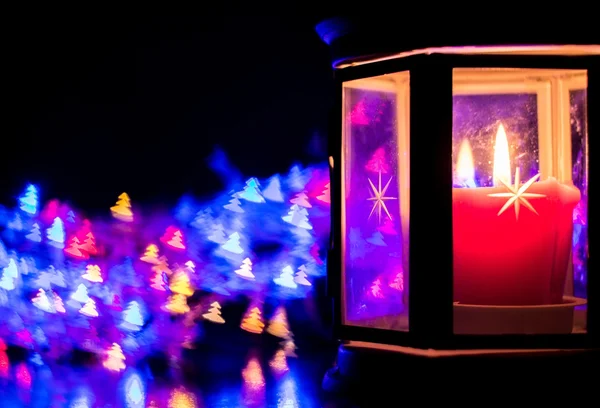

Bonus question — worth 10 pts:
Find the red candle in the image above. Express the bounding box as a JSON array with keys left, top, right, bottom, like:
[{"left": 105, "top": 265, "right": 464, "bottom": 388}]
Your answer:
[{"left": 452, "top": 125, "right": 580, "bottom": 306}]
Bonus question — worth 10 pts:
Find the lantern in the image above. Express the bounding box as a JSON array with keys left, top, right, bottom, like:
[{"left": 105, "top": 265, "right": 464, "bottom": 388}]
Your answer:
[{"left": 316, "top": 17, "right": 599, "bottom": 388}]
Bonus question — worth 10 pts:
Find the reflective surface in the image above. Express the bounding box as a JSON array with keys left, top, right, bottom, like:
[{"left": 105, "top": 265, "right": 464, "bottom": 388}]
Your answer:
[
  {"left": 0, "top": 347, "right": 341, "bottom": 407},
  {"left": 452, "top": 69, "right": 588, "bottom": 334},
  {"left": 341, "top": 72, "right": 409, "bottom": 330}
]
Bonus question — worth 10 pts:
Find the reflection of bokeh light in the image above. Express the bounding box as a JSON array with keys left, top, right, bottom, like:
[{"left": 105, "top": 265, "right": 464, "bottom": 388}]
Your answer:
[
  {"left": 168, "top": 387, "right": 197, "bottom": 408},
  {"left": 16, "top": 362, "right": 31, "bottom": 389},
  {"left": 277, "top": 376, "right": 300, "bottom": 408},
  {"left": 69, "top": 386, "right": 94, "bottom": 408},
  {"left": 242, "top": 358, "right": 265, "bottom": 390},
  {"left": 0, "top": 351, "right": 9, "bottom": 378},
  {"left": 241, "top": 358, "right": 266, "bottom": 407},
  {"left": 70, "top": 396, "right": 91, "bottom": 408},
  {"left": 0, "top": 338, "right": 9, "bottom": 378},
  {"left": 124, "top": 370, "right": 145, "bottom": 408},
  {"left": 269, "top": 349, "right": 289, "bottom": 375}
]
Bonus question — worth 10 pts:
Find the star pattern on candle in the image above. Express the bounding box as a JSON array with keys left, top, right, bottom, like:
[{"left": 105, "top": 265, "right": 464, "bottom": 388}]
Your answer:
[
  {"left": 367, "top": 171, "right": 397, "bottom": 223},
  {"left": 488, "top": 168, "right": 546, "bottom": 220}
]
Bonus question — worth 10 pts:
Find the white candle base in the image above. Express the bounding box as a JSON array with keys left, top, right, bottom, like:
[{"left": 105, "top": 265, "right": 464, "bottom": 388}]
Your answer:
[{"left": 453, "top": 296, "right": 586, "bottom": 335}]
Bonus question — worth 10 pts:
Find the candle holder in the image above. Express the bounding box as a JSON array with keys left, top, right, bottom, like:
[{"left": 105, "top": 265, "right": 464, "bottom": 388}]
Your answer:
[
  {"left": 315, "top": 16, "right": 599, "bottom": 392},
  {"left": 453, "top": 296, "right": 587, "bottom": 335}
]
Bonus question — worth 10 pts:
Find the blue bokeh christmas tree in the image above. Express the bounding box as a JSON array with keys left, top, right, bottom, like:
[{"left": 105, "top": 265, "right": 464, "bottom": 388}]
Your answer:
[{"left": 0, "top": 157, "right": 331, "bottom": 373}]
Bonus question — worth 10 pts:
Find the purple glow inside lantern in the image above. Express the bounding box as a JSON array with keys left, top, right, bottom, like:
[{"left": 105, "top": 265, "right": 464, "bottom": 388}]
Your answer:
[
  {"left": 340, "top": 62, "right": 591, "bottom": 335},
  {"left": 342, "top": 74, "right": 409, "bottom": 329}
]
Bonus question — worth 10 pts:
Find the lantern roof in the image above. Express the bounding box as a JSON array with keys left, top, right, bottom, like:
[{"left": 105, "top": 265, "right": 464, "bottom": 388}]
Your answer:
[{"left": 314, "top": 16, "right": 599, "bottom": 68}]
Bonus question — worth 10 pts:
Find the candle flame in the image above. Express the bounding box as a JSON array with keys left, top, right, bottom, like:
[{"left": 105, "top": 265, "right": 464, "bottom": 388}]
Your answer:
[
  {"left": 493, "top": 124, "right": 511, "bottom": 187},
  {"left": 456, "top": 139, "right": 475, "bottom": 186}
]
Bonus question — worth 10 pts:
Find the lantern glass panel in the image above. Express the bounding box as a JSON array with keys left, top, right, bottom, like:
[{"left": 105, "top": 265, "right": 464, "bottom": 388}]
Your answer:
[
  {"left": 341, "top": 72, "right": 410, "bottom": 331},
  {"left": 451, "top": 68, "right": 588, "bottom": 335}
]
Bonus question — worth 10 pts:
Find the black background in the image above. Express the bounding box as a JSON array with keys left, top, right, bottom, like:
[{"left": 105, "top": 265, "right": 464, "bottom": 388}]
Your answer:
[{"left": 4, "top": 16, "right": 332, "bottom": 213}]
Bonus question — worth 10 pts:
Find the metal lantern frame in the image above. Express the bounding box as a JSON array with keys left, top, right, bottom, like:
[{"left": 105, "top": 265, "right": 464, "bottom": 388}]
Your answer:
[{"left": 328, "top": 52, "right": 599, "bottom": 351}]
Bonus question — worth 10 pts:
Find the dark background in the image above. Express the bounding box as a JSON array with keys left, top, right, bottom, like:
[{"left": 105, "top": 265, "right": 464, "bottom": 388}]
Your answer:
[{"left": 4, "top": 16, "right": 332, "bottom": 213}]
